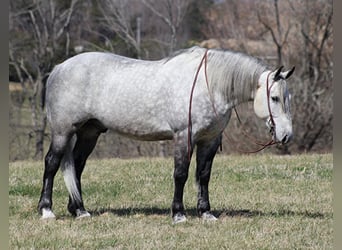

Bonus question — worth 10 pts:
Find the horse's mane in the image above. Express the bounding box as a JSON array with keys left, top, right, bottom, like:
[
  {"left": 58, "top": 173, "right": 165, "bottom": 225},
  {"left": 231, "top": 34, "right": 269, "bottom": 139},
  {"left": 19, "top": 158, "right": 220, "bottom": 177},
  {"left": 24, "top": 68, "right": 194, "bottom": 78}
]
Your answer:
[
  {"left": 207, "top": 48, "right": 267, "bottom": 103},
  {"left": 163, "top": 46, "right": 267, "bottom": 102}
]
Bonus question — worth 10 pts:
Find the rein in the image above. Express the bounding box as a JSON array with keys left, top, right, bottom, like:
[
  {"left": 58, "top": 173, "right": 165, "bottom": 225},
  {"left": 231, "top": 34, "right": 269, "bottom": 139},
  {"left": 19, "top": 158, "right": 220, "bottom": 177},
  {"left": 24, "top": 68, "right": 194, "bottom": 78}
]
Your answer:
[
  {"left": 187, "top": 50, "right": 278, "bottom": 159},
  {"left": 187, "top": 49, "right": 209, "bottom": 160}
]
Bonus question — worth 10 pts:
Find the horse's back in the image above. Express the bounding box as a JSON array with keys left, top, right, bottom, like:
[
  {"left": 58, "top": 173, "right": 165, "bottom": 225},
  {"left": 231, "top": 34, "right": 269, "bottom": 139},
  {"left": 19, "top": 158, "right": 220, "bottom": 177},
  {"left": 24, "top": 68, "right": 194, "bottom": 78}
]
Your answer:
[{"left": 45, "top": 52, "right": 179, "bottom": 138}]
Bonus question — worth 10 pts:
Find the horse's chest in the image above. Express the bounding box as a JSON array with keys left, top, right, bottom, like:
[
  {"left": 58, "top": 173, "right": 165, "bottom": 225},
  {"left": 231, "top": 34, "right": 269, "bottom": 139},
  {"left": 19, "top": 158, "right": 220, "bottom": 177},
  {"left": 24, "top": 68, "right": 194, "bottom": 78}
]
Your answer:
[{"left": 194, "top": 108, "right": 232, "bottom": 141}]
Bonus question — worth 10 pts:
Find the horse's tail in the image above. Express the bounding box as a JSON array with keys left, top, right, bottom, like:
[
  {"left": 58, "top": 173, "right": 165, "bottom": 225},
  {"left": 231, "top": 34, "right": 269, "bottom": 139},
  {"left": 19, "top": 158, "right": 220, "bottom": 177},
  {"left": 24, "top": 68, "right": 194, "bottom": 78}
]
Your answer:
[
  {"left": 41, "top": 73, "right": 49, "bottom": 109},
  {"left": 60, "top": 135, "right": 82, "bottom": 205}
]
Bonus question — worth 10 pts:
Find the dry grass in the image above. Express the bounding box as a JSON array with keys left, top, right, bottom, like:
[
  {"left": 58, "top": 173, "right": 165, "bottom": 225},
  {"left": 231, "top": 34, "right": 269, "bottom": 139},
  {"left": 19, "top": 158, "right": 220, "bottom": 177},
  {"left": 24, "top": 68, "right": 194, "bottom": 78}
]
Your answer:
[{"left": 9, "top": 154, "right": 333, "bottom": 249}]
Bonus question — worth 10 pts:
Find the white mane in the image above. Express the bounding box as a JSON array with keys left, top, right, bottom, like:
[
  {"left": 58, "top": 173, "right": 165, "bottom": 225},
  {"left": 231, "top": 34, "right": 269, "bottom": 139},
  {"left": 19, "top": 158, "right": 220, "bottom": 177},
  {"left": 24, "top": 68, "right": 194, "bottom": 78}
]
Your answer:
[{"left": 206, "top": 49, "right": 267, "bottom": 103}]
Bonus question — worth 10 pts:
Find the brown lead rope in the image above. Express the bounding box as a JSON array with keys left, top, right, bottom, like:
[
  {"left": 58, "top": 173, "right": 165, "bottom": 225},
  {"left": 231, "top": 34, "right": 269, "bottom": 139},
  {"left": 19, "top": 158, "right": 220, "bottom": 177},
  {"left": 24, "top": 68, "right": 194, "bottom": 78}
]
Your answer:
[
  {"left": 188, "top": 50, "right": 278, "bottom": 159},
  {"left": 187, "top": 49, "right": 209, "bottom": 160},
  {"left": 233, "top": 107, "right": 277, "bottom": 153}
]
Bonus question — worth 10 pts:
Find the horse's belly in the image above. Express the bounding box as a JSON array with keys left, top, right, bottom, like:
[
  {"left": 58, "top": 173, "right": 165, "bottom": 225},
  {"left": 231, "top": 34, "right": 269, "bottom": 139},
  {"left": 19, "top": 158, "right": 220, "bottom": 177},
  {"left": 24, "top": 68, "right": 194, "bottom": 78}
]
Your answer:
[
  {"left": 102, "top": 117, "right": 174, "bottom": 141},
  {"left": 113, "top": 128, "right": 174, "bottom": 141}
]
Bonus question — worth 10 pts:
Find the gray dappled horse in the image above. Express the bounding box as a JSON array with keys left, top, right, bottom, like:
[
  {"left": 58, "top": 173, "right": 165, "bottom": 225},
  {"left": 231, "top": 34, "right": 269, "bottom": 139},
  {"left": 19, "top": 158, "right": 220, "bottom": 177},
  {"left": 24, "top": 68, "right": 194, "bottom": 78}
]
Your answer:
[{"left": 38, "top": 46, "right": 294, "bottom": 223}]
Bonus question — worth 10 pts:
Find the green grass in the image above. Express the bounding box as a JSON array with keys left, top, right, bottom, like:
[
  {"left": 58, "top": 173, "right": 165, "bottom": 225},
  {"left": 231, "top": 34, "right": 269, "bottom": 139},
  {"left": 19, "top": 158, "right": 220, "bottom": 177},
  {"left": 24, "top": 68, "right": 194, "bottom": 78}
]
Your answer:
[{"left": 9, "top": 154, "right": 333, "bottom": 249}]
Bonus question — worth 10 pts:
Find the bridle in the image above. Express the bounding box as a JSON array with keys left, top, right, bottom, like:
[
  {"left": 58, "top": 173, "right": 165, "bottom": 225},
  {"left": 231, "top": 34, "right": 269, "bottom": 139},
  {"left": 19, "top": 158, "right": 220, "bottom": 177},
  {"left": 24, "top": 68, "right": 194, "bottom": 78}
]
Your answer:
[
  {"left": 187, "top": 49, "right": 278, "bottom": 159},
  {"left": 266, "top": 71, "right": 276, "bottom": 138}
]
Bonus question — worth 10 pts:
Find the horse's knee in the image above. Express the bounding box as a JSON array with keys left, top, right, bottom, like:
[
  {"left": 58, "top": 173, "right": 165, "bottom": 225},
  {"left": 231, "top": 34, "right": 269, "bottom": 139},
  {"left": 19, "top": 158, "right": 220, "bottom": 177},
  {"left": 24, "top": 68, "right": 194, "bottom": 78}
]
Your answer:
[
  {"left": 45, "top": 134, "right": 70, "bottom": 169},
  {"left": 44, "top": 149, "right": 63, "bottom": 173},
  {"left": 197, "top": 166, "right": 211, "bottom": 183},
  {"left": 174, "top": 167, "right": 189, "bottom": 184}
]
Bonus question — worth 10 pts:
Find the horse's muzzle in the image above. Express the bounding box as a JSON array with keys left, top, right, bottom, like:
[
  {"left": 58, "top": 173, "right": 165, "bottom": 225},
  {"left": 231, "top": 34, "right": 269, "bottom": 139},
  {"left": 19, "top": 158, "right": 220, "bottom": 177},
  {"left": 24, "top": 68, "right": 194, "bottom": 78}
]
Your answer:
[{"left": 266, "top": 117, "right": 293, "bottom": 144}]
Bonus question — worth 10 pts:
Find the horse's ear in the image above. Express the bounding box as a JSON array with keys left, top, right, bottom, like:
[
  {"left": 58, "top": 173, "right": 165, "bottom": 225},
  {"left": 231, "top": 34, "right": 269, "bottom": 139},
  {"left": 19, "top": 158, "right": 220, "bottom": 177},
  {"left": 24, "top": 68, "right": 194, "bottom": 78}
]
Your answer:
[
  {"left": 283, "top": 66, "right": 295, "bottom": 79},
  {"left": 273, "top": 66, "right": 284, "bottom": 81}
]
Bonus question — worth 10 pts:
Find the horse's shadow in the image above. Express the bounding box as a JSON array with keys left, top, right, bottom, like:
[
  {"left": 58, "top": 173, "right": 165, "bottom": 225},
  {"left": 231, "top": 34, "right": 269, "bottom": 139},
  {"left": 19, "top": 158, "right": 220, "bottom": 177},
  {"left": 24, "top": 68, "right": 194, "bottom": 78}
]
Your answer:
[
  {"left": 89, "top": 207, "right": 329, "bottom": 219},
  {"left": 90, "top": 207, "right": 171, "bottom": 217},
  {"left": 218, "top": 209, "right": 329, "bottom": 219}
]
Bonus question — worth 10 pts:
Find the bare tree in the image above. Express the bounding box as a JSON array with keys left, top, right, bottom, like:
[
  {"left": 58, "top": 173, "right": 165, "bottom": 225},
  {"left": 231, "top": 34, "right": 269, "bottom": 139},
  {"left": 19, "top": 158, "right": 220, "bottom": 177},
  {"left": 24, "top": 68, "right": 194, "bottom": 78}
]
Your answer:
[
  {"left": 142, "top": 0, "right": 192, "bottom": 54},
  {"left": 288, "top": 0, "right": 333, "bottom": 152},
  {"left": 257, "top": 0, "right": 292, "bottom": 66},
  {"left": 98, "top": 0, "right": 143, "bottom": 58},
  {"left": 9, "top": 0, "right": 79, "bottom": 159}
]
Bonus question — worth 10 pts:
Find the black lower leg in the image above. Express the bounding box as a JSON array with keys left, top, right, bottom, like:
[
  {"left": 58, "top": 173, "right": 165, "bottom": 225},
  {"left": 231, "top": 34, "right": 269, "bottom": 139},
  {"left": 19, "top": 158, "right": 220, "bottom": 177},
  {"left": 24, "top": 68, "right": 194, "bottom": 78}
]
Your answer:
[
  {"left": 67, "top": 161, "right": 86, "bottom": 216},
  {"left": 38, "top": 147, "right": 63, "bottom": 213},
  {"left": 172, "top": 135, "right": 192, "bottom": 218},
  {"left": 172, "top": 166, "right": 189, "bottom": 217},
  {"left": 196, "top": 136, "right": 221, "bottom": 216},
  {"left": 196, "top": 164, "right": 211, "bottom": 216},
  {"left": 67, "top": 122, "right": 103, "bottom": 215}
]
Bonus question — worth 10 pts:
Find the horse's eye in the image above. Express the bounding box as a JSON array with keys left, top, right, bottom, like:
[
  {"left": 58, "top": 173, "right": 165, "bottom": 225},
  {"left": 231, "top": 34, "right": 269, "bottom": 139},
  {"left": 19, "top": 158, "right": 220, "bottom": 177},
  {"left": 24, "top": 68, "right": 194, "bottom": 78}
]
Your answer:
[{"left": 271, "top": 96, "right": 280, "bottom": 102}]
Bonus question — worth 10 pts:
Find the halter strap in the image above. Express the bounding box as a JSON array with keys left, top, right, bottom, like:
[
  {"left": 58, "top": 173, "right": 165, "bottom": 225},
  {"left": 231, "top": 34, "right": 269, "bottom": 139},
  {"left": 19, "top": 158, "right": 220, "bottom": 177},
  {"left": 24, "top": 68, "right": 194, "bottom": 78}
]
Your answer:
[{"left": 266, "top": 71, "right": 276, "bottom": 132}]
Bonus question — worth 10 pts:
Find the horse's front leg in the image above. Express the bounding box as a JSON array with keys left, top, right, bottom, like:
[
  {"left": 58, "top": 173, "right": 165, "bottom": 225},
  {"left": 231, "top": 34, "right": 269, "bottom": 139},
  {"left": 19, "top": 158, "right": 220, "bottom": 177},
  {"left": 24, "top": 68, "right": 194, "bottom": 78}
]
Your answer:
[
  {"left": 195, "top": 135, "right": 222, "bottom": 221},
  {"left": 172, "top": 132, "right": 193, "bottom": 224}
]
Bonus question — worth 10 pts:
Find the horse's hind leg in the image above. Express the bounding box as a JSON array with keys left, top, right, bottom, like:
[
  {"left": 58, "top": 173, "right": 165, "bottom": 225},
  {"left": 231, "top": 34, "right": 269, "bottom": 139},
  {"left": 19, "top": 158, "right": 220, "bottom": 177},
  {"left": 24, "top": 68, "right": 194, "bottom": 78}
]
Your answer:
[
  {"left": 38, "top": 134, "right": 70, "bottom": 219},
  {"left": 195, "top": 135, "right": 222, "bottom": 221},
  {"left": 65, "top": 120, "right": 106, "bottom": 218}
]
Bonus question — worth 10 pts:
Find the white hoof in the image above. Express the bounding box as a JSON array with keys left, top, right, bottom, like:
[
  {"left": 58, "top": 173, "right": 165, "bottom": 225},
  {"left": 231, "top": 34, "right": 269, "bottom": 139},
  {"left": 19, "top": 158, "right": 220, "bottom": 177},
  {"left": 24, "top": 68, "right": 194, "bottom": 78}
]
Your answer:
[
  {"left": 173, "top": 213, "right": 187, "bottom": 224},
  {"left": 41, "top": 208, "right": 56, "bottom": 220},
  {"left": 201, "top": 211, "right": 218, "bottom": 221},
  {"left": 76, "top": 209, "right": 91, "bottom": 219}
]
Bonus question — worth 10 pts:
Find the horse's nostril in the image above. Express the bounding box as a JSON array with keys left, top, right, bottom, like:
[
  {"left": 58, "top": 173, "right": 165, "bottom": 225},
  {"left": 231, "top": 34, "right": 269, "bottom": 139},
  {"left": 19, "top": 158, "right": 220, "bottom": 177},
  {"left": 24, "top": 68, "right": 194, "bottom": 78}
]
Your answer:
[
  {"left": 281, "top": 134, "right": 293, "bottom": 144},
  {"left": 281, "top": 135, "right": 288, "bottom": 144}
]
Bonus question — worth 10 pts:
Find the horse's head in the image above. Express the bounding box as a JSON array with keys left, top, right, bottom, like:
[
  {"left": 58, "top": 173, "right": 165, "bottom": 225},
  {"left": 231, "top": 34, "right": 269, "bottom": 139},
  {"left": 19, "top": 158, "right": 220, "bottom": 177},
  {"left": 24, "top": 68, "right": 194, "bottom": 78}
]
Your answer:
[{"left": 253, "top": 66, "right": 295, "bottom": 144}]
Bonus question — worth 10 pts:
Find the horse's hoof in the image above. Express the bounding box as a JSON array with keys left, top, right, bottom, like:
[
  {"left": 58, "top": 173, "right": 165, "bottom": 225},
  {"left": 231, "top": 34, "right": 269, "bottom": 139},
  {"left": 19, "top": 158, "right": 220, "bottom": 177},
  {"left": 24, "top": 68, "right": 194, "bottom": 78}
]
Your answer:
[
  {"left": 201, "top": 211, "right": 218, "bottom": 221},
  {"left": 173, "top": 213, "right": 187, "bottom": 224},
  {"left": 40, "top": 208, "right": 56, "bottom": 220},
  {"left": 76, "top": 209, "right": 91, "bottom": 219}
]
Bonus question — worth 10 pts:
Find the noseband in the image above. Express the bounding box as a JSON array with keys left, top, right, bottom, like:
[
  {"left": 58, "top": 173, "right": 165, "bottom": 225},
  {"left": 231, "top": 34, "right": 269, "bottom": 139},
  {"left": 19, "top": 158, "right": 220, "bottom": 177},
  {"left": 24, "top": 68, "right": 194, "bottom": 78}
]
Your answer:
[{"left": 266, "top": 71, "right": 276, "bottom": 137}]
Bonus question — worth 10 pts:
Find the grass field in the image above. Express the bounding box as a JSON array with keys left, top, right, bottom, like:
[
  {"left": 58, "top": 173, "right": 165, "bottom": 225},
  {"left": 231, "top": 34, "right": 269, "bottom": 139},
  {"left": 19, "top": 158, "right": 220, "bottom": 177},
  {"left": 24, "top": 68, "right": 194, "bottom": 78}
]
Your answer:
[{"left": 9, "top": 154, "right": 333, "bottom": 249}]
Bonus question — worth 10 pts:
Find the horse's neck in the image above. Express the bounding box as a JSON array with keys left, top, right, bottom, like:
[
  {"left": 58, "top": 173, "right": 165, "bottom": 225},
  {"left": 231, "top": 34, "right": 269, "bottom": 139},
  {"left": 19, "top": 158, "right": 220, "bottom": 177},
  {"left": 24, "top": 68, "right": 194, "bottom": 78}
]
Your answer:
[{"left": 212, "top": 72, "right": 257, "bottom": 107}]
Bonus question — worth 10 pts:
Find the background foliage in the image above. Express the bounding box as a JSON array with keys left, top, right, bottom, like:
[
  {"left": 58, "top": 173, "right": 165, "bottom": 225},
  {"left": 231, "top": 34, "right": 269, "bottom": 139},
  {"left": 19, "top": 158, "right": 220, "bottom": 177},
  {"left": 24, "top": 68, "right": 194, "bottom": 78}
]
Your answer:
[{"left": 9, "top": 0, "right": 333, "bottom": 160}]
